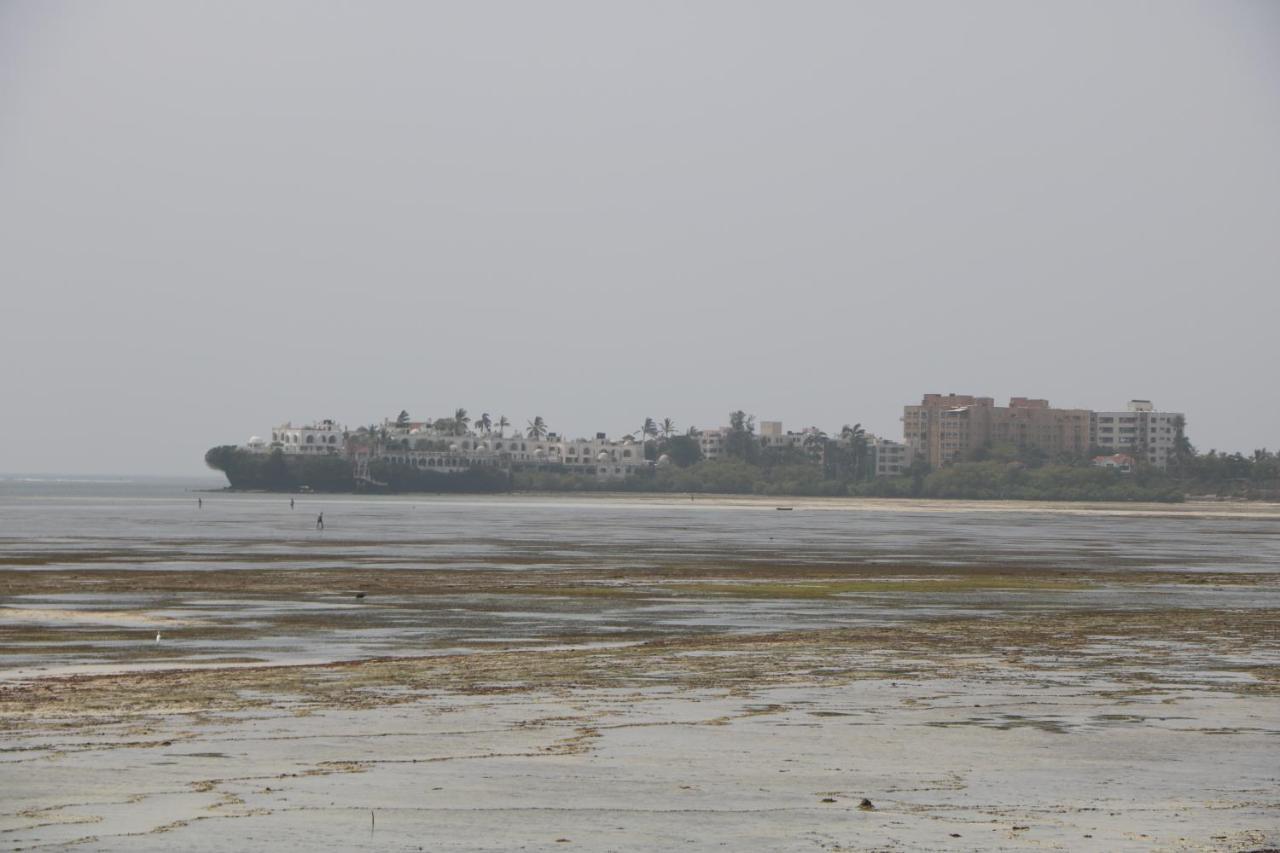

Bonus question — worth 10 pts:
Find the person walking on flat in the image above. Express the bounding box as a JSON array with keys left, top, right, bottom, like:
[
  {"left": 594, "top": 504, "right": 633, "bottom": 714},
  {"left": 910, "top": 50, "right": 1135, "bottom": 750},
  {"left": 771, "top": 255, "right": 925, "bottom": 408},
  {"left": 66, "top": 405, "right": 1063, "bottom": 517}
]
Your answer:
[
  {"left": 316, "top": 512, "right": 324, "bottom": 530},
  {"left": 198, "top": 498, "right": 202, "bottom": 508},
  {"left": 290, "top": 498, "right": 295, "bottom": 509}
]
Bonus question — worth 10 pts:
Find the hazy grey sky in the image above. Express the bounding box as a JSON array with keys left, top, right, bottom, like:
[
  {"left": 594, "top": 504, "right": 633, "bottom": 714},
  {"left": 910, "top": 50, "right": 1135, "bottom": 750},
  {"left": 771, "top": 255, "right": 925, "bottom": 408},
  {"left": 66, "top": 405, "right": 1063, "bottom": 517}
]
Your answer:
[{"left": 2, "top": 1, "right": 1278, "bottom": 475}]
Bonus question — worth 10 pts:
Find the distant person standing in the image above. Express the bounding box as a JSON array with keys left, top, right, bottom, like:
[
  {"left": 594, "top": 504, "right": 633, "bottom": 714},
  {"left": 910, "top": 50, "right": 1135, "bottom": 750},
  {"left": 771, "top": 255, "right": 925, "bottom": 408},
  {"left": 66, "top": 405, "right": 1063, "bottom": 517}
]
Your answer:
[
  {"left": 290, "top": 498, "right": 295, "bottom": 509},
  {"left": 198, "top": 498, "right": 202, "bottom": 509},
  {"left": 316, "top": 512, "right": 324, "bottom": 530}
]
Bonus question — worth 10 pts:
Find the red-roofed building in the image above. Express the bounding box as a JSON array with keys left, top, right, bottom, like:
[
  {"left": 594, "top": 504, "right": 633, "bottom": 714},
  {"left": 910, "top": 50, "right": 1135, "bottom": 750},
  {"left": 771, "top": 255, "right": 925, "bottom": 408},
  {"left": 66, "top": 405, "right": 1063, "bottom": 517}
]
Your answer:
[{"left": 1092, "top": 453, "right": 1136, "bottom": 473}]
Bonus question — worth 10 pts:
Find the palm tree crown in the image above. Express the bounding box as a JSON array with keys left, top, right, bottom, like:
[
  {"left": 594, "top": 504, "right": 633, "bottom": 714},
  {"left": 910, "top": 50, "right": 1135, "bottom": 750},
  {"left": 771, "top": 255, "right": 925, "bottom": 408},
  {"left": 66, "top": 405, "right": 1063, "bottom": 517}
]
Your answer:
[{"left": 527, "top": 416, "right": 548, "bottom": 439}]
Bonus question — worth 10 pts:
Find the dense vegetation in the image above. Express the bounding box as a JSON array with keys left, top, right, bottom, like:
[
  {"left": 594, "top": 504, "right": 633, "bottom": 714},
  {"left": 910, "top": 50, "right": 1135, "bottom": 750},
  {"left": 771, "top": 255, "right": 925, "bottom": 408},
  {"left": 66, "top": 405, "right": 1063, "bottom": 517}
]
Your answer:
[
  {"left": 366, "top": 459, "right": 511, "bottom": 493},
  {"left": 853, "top": 461, "right": 1183, "bottom": 502},
  {"left": 515, "top": 457, "right": 1183, "bottom": 501},
  {"left": 1167, "top": 448, "right": 1280, "bottom": 500}
]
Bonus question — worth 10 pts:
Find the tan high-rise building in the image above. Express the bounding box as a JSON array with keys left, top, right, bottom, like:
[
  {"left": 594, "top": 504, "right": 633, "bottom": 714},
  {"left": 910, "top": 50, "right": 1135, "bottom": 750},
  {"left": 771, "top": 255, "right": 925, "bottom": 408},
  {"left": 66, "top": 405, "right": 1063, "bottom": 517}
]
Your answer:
[{"left": 903, "top": 394, "right": 1091, "bottom": 468}]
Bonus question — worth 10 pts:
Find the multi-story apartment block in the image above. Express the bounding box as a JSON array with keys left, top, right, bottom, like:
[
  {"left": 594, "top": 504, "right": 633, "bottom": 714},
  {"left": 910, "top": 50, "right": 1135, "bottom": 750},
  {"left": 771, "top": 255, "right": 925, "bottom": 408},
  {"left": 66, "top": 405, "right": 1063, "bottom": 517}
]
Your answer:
[
  {"left": 697, "top": 427, "right": 729, "bottom": 460},
  {"left": 1090, "top": 400, "right": 1182, "bottom": 469},
  {"left": 989, "top": 397, "right": 1090, "bottom": 459},
  {"left": 868, "top": 437, "right": 914, "bottom": 477},
  {"left": 903, "top": 395, "right": 1090, "bottom": 468},
  {"left": 902, "top": 394, "right": 990, "bottom": 467}
]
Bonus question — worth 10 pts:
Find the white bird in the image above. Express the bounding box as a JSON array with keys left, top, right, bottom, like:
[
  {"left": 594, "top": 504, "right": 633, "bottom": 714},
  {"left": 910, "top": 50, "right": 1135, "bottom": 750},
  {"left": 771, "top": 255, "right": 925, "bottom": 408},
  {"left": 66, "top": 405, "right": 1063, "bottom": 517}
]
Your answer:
[{"left": 155, "top": 632, "right": 162, "bottom": 643}]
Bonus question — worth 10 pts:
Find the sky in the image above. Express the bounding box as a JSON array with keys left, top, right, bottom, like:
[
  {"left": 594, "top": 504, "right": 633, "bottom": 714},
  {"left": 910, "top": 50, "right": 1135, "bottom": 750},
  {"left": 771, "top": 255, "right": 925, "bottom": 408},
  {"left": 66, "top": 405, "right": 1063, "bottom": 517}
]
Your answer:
[{"left": 2, "top": 1, "right": 1278, "bottom": 476}]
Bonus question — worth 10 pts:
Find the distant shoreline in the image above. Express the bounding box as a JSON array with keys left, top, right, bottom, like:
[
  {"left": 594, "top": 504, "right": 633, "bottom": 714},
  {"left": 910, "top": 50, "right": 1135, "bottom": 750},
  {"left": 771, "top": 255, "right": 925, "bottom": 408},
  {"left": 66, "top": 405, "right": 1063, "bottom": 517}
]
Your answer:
[{"left": 194, "top": 487, "right": 1280, "bottom": 518}]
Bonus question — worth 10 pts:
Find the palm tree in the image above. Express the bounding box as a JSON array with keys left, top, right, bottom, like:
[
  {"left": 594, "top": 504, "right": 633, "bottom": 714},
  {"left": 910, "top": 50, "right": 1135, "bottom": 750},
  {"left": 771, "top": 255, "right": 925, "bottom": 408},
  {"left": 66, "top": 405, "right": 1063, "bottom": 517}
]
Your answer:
[
  {"left": 803, "top": 429, "right": 828, "bottom": 451},
  {"left": 526, "top": 416, "right": 547, "bottom": 439},
  {"left": 803, "top": 429, "right": 829, "bottom": 470},
  {"left": 641, "top": 417, "right": 658, "bottom": 442},
  {"left": 841, "top": 423, "right": 868, "bottom": 480},
  {"left": 1171, "top": 414, "right": 1195, "bottom": 469},
  {"left": 454, "top": 408, "right": 470, "bottom": 435},
  {"left": 729, "top": 410, "right": 755, "bottom": 434},
  {"left": 660, "top": 418, "right": 676, "bottom": 438},
  {"left": 478, "top": 413, "right": 493, "bottom": 434},
  {"left": 497, "top": 415, "right": 510, "bottom": 438},
  {"left": 726, "top": 410, "right": 757, "bottom": 461}
]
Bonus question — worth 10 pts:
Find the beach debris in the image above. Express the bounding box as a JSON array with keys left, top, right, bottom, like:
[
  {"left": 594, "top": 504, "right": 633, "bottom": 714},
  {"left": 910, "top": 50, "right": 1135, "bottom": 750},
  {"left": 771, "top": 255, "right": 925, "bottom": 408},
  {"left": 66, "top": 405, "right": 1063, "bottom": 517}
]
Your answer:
[
  {"left": 354, "top": 592, "right": 366, "bottom": 599},
  {"left": 858, "top": 798, "right": 875, "bottom": 810},
  {"left": 821, "top": 797, "right": 837, "bottom": 803}
]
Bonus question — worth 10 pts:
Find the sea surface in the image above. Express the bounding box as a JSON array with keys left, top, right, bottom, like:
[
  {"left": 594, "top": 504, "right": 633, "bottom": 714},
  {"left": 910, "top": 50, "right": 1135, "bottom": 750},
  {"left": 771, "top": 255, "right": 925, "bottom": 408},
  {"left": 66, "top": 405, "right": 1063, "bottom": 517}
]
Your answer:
[{"left": 2, "top": 476, "right": 1279, "bottom": 677}]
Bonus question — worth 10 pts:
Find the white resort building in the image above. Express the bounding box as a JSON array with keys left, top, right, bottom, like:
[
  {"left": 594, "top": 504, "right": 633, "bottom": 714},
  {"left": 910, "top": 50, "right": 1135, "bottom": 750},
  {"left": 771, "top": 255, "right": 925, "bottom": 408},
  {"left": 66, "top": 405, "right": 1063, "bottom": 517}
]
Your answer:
[
  {"left": 249, "top": 418, "right": 650, "bottom": 480},
  {"left": 252, "top": 420, "right": 345, "bottom": 454}
]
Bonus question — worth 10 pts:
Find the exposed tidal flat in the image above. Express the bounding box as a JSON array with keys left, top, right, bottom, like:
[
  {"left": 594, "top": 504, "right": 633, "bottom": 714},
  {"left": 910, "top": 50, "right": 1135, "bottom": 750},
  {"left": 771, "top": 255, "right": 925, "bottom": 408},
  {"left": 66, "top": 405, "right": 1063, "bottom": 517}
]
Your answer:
[{"left": 1, "top": 483, "right": 1278, "bottom": 850}]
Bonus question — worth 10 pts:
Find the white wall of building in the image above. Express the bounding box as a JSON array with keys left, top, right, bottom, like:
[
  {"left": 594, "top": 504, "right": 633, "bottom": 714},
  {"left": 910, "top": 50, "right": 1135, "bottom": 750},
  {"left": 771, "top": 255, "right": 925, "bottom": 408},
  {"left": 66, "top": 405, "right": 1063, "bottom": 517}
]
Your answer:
[
  {"left": 1090, "top": 401, "right": 1181, "bottom": 468},
  {"left": 270, "top": 420, "right": 345, "bottom": 454},
  {"left": 870, "top": 437, "right": 914, "bottom": 477}
]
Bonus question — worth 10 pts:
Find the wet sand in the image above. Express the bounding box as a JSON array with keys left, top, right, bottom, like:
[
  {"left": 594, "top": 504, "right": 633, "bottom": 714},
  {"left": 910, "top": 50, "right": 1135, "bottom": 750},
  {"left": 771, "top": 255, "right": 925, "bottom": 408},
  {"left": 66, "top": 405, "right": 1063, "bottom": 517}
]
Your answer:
[
  {"left": 1, "top": 493, "right": 1278, "bottom": 849},
  {"left": 2, "top": 608, "right": 1278, "bottom": 851}
]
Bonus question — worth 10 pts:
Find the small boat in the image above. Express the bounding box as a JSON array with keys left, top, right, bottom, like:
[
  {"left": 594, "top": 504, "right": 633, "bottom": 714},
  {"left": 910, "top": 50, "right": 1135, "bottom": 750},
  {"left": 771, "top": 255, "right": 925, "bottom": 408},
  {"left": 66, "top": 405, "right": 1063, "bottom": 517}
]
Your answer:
[{"left": 775, "top": 506, "right": 793, "bottom": 511}]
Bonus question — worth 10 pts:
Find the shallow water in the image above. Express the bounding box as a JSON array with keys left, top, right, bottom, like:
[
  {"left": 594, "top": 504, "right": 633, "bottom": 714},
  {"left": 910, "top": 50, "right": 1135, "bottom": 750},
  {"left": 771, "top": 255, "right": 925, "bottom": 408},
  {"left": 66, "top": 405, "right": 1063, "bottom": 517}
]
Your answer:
[
  {"left": 4, "top": 478, "right": 1280, "bottom": 569},
  {"left": 2, "top": 479, "right": 1279, "bottom": 674}
]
